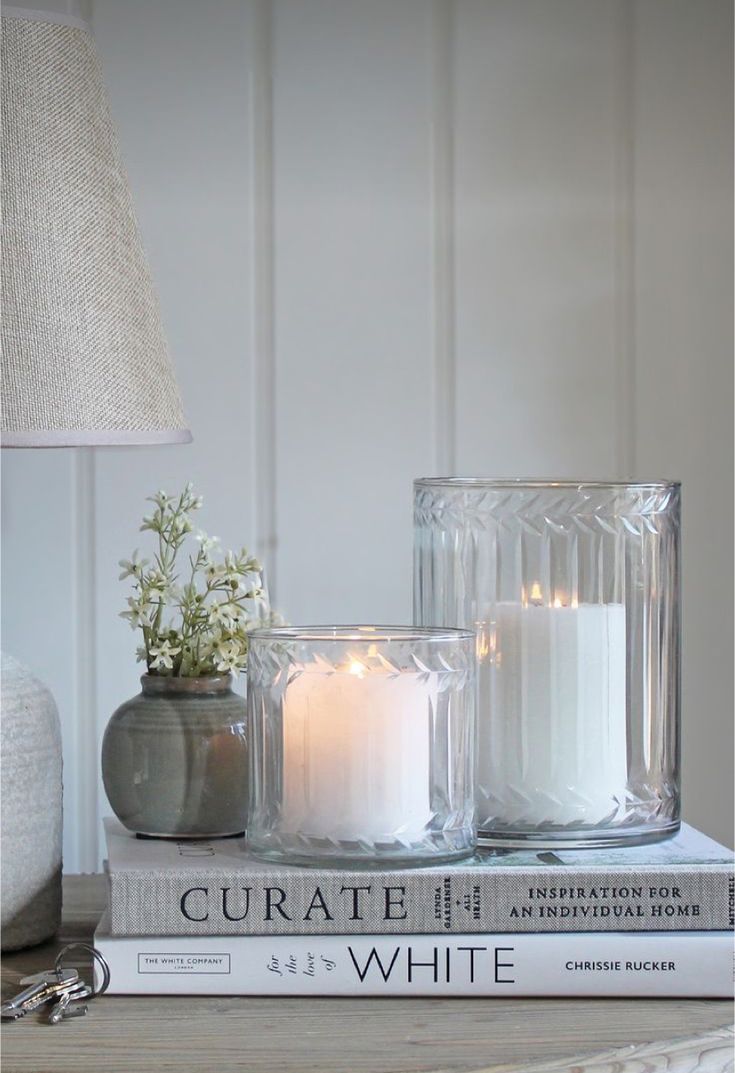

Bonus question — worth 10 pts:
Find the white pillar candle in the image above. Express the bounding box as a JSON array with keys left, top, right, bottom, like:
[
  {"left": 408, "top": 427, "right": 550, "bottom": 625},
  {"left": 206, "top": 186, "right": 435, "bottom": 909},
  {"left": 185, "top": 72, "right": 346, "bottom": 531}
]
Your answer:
[
  {"left": 281, "top": 654, "right": 434, "bottom": 844},
  {"left": 477, "top": 593, "right": 627, "bottom": 828}
]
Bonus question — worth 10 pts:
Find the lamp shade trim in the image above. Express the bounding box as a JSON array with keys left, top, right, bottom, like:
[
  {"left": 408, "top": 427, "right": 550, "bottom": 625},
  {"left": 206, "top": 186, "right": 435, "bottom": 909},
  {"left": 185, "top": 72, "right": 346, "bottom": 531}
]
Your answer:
[
  {"left": 1, "top": 429, "right": 193, "bottom": 448},
  {"left": 2, "top": 8, "right": 89, "bottom": 31}
]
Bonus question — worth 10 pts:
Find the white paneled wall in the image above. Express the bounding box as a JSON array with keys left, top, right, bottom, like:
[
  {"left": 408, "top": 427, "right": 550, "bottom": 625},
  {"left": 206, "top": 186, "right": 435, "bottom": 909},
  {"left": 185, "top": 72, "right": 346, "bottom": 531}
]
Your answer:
[
  {"left": 455, "top": 0, "right": 626, "bottom": 475},
  {"left": 632, "top": 0, "right": 734, "bottom": 856},
  {"left": 273, "top": 0, "right": 438, "bottom": 624},
  {"left": 1, "top": 0, "right": 731, "bottom": 870}
]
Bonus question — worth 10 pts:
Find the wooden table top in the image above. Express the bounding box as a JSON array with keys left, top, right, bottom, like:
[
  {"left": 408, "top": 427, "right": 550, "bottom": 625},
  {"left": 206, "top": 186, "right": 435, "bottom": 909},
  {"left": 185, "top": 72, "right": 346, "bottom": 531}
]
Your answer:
[{"left": 1, "top": 875, "right": 732, "bottom": 1073}]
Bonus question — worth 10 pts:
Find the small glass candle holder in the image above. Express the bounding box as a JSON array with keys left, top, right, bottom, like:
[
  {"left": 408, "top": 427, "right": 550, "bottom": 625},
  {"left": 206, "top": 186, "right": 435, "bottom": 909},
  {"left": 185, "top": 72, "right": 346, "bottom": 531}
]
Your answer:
[
  {"left": 247, "top": 626, "right": 476, "bottom": 867},
  {"left": 414, "top": 479, "right": 681, "bottom": 849}
]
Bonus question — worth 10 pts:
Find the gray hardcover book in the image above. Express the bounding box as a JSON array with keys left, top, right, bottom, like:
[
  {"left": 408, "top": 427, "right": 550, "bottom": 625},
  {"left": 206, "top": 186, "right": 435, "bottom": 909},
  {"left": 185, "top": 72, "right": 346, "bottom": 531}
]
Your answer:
[{"left": 104, "top": 818, "right": 734, "bottom": 936}]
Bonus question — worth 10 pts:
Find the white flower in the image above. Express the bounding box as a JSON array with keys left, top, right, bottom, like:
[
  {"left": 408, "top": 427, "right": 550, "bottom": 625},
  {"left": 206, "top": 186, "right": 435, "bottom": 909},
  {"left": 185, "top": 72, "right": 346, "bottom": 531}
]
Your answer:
[
  {"left": 149, "top": 639, "right": 181, "bottom": 671},
  {"left": 193, "top": 532, "right": 218, "bottom": 566},
  {"left": 143, "top": 571, "right": 181, "bottom": 604},
  {"left": 145, "top": 569, "right": 169, "bottom": 593},
  {"left": 135, "top": 645, "right": 148, "bottom": 663},
  {"left": 214, "top": 639, "right": 246, "bottom": 675},
  {"left": 237, "top": 571, "right": 264, "bottom": 595},
  {"left": 171, "top": 515, "right": 193, "bottom": 537},
  {"left": 147, "top": 490, "right": 172, "bottom": 509},
  {"left": 119, "top": 596, "right": 152, "bottom": 629},
  {"left": 208, "top": 602, "right": 241, "bottom": 626},
  {"left": 118, "top": 550, "right": 149, "bottom": 580},
  {"left": 140, "top": 513, "right": 161, "bottom": 534},
  {"left": 195, "top": 530, "right": 220, "bottom": 554},
  {"left": 205, "top": 562, "right": 228, "bottom": 583}
]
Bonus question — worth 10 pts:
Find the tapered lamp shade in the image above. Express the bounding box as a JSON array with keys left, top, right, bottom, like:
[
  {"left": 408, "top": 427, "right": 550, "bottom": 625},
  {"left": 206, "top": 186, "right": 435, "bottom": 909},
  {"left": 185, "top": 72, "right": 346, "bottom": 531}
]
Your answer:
[{"left": 1, "top": 8, "right": 191, "bottom": 446}]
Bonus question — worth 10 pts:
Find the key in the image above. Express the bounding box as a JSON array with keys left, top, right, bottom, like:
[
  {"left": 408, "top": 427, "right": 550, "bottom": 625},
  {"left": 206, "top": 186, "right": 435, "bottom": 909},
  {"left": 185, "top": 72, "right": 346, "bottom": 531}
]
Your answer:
[
  {"left": 19, "top": 968, "right": 78, "bottom": 987},
  {"left": 1, "top": 971, "right": 76, "bottom": 1020},
  {"left": 49, "top": 983, "right": 92, "bottom": 1023},
  {"left": 23, "top": 979, "right": 84, "bottom": 1014},
  {"left": 0, "top": 1006, "right": 25, "bottom": 1022},
  {"left": 48, "top": 984, "right": 92, "bottom": 1024},
  {"left": 55, "top": 1003, "right": 87, "bottom": 1022},
  {"left": 2, "top": 986, "right": 48, "bottom": 1020},
  {"left": 5, "top": 973, "right": 82, "bottom": 1019}
]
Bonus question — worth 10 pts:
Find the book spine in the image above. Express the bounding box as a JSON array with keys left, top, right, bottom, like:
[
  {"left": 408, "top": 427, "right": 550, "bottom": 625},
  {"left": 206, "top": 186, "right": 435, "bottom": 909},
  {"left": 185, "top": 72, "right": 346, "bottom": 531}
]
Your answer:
[
  {"left": 94, "top": 928, "right": 734, "bottom": 997},
  {"left": 108, "top": 866, "right": 734, "bottom": 936}
]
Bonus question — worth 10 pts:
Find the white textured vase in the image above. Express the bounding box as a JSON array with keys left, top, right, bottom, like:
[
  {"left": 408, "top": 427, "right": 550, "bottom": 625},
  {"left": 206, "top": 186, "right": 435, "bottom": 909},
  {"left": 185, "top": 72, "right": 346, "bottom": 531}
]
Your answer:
[{"left": 1, "top": 653, "right": 63, "bottom": 950}]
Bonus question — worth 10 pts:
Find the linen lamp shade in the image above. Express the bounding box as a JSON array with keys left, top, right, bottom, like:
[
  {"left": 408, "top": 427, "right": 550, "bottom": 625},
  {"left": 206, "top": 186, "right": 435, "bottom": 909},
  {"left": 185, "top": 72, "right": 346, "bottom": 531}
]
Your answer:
[{"left": 1, "top": 7, "right": 191, "bottom": 446}]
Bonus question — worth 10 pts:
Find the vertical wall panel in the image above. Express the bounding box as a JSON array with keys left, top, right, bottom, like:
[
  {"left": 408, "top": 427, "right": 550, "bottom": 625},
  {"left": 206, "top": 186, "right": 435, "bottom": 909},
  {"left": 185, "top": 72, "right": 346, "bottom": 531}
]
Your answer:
[
  {"left": 1, "top": 452, "right": 82, "bottom": 869},
  {"left": 272, "top": 0, "right": 437, "bottom": 625},
  {"left": 91, "top": 0, "right": 259, "bottom": 865},
  {"left": 454, "top": 0, "right": 622, "bottom": 476},
  {"left": 632, "top": 0, "right": 733, "bottom": 846}
]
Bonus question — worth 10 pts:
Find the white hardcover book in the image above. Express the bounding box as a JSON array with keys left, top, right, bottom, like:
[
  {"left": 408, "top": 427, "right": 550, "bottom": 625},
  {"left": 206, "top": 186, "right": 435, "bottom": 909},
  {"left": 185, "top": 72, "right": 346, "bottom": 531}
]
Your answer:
[{"left": 94, "top": 914, "right": 734, "bottom": 997}]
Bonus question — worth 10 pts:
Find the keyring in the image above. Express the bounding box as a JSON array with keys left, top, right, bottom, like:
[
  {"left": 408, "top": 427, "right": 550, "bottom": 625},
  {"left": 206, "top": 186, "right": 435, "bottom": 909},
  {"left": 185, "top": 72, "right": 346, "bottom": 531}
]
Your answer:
[{"left": 54, "top": 942, "right": 111, "bottom": 997}]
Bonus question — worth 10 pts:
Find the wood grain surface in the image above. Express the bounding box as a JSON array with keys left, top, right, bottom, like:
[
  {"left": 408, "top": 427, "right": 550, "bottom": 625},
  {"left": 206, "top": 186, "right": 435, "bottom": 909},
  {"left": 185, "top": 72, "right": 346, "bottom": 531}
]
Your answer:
[{"left": 1, "top": 876, "right": 732, "bottom": 1073}]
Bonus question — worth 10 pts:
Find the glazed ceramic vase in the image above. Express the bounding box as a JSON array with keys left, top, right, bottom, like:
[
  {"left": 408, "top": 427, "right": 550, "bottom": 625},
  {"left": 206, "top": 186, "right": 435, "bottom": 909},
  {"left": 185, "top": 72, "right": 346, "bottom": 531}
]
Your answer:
[
  {"left": 1, "top": 653, "right": 63, "bottom": 951},
  {"left": 101, "top": 674, "right": 248, "bottom": 838}
]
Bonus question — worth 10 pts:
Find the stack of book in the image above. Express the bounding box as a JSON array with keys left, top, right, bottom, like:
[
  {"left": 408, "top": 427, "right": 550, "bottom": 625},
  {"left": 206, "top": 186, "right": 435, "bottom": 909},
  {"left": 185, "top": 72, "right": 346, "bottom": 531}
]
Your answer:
[{"left": 95, "top": 819, "right": 734, "bottom": 997}]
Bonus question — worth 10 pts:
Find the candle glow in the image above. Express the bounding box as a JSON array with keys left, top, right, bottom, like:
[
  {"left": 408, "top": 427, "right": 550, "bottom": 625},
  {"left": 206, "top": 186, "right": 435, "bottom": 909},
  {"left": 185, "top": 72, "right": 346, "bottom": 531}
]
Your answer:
[{"left": 280, "top": 655, "right": 435, "bottom": 843}]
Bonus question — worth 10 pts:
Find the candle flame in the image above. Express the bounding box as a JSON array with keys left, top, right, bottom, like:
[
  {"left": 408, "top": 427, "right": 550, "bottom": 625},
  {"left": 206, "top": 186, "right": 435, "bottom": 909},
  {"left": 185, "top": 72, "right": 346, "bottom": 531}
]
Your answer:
[
  {"left": 553, "top": 596, "right": 563, "bottom": 608},
  {"left": 529, "top": 581, "right": 543, "bottom": 606},
  {"left": 476, "top": 621, "right": 498, "bottom": 663},
  {"left": 348, "top": 659, "right": 366, "bottom": 678}
]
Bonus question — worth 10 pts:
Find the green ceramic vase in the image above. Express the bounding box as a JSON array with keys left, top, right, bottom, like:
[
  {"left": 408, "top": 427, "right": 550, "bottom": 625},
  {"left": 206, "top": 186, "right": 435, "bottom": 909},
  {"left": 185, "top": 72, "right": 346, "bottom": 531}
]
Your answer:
[{"left": 101, "top": 674, "right": 248, "bottom": 838}]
